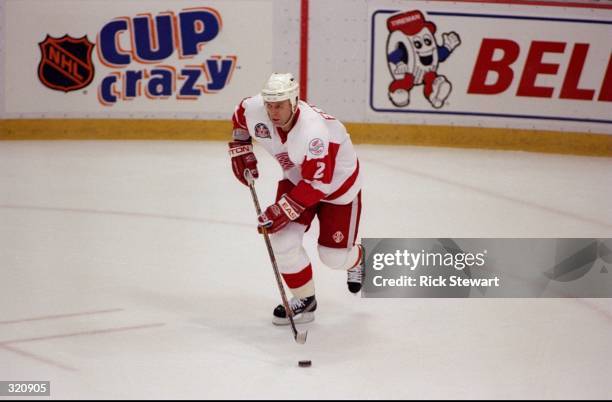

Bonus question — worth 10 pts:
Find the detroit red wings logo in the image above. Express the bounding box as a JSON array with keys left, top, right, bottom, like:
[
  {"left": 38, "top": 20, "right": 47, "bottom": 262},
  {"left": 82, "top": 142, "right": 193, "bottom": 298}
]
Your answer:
[
  {"left": 309, "top": 138, "right": 325, "bottom": 156},
  {"left": 38, "top": 35, "right": 95, "bottom": 92}
]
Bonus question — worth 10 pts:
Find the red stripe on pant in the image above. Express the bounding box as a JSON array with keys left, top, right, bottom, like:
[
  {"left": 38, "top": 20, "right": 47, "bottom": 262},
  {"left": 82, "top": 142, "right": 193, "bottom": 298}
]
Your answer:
[{"left": 281, "top": 264, "right": 313, "bottom": 289}]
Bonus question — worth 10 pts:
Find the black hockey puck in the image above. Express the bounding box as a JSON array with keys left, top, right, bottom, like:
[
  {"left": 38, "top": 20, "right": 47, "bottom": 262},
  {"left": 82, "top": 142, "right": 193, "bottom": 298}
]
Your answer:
[{"left": 298, "top": 360, "right": 312, "bottom": 367}]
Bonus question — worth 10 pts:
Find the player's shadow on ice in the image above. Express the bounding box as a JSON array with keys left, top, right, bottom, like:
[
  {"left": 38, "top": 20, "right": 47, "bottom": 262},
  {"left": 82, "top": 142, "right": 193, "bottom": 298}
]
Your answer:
[{"left": 115, "top": 285, "right": 381, "bottom": 364}]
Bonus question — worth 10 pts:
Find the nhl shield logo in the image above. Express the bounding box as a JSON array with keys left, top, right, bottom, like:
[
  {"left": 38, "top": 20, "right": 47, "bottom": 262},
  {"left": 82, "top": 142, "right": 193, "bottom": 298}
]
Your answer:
[{"left": 38, "top": 35, "right": 95, "bottom": 92}]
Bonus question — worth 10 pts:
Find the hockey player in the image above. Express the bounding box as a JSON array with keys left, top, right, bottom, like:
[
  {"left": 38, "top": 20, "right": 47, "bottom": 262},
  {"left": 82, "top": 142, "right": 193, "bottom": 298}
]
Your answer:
[{"left": 228, "top": 73, "right": 364, "bottom": 325}]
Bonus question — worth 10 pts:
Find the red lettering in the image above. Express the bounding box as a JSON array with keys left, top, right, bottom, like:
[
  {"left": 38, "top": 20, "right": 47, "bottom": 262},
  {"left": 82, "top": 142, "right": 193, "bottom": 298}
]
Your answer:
[
  {"left": 74, "top": 63, "right": 83, "bottom": 80},
  {"left": 49, "top": 47, "right": 61, "bottom": 65},
  {"left": 560, "top": 44, "right": 595, "bottom": 101},
  {"left": 60, "top": 56, "right": 73, "bottom": 72},
  {"left": 468, "top": 39, "right": 520, "bottom": 95},
  {"left": 58, "top": 55, "right": 83, "bottom": 81},
  {"left": 517, "top": 41, "right": 565, "bottom": 98},
  {"left": 598, "top": 53, "right": 612, "bottom": 102}
]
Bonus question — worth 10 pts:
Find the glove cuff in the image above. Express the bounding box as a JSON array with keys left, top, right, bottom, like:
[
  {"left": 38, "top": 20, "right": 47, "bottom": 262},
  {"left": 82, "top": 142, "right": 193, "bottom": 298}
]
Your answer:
[
  {"left": 228, "top": 142, "right": 253, "bottom": 157},
  {"left": 278, "top": 195, "right": 305, "bottom": 221}
]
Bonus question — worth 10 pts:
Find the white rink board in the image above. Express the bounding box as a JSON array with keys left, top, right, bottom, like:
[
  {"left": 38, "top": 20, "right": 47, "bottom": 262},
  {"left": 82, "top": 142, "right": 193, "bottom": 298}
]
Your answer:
[
  {"left": 1, "top": 0, "right": 611, "bottom": 136},
  {"left": 308, "top": 0, "right": 612, "bottom": 134}
]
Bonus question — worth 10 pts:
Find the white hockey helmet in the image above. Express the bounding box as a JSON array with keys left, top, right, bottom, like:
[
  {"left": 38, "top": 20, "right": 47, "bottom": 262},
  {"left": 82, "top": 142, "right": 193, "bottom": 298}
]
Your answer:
[{"left": 261, "top": 73, "right": 300, "bottom": 110}]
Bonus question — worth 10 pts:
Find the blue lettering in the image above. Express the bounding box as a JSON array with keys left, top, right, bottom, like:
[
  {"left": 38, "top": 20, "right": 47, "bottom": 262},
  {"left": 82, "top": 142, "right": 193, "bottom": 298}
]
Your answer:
[
  {"left": 179, "top": 11, "right": 220, "bottom": 57},
  {"left": 133, "top": 15, "right": 174, "bottom": 62},
  {"left": 100, "top": 75, "right": 118, "bottom": 104},
  {"left": 148, "top": 69, "right": 173, "bottom": 97},
  {"left": 179, "top": 69, "right": 201, "bottom": 97},
  {"left": 125, "top": 70, "right": 143, "bottom": 98},
  {"left": 206, "top": 58, "right": 233, "bottom": 91},
  {"left": 99, "top": 20, "right": 131, "bottom": 66}
]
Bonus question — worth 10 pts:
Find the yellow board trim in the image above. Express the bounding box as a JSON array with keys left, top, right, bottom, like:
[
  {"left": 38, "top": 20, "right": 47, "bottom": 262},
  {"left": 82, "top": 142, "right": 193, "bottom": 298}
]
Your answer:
[
  {"left": 0, "top": 119, "right": 232, "bottom": 141},
  {"left": 1, "top": 119, "right": 611, "bottom": 157},
  {"left": 344, "top": 123, "right": 612, "bottom": 157}
]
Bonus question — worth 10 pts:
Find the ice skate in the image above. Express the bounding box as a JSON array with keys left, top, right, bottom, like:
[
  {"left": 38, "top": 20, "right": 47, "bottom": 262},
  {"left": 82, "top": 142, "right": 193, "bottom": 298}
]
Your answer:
[
  {"left": 272, "top": 295, "right": 317, "bottom": 325},
  {"left": 347, "top": 244, "right": 365, "bottom": 294}
]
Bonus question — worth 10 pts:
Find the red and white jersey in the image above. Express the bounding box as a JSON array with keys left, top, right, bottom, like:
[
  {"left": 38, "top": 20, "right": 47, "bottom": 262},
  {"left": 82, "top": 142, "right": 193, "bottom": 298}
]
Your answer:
[{"left": 232, "top": 94, "right": 361, "bottom": 207}]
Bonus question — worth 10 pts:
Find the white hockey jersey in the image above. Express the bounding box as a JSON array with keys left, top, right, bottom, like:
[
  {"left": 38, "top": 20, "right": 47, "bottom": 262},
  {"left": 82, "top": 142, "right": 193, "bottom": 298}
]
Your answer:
[{"left": 232, "top": 95, "right": 361, "bottom": 207}]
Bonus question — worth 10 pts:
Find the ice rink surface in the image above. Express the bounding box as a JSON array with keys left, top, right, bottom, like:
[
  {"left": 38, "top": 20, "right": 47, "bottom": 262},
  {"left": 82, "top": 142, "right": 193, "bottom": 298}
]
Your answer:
[{"left": 1, "top": 140, "right": 611, "bottom": 399}]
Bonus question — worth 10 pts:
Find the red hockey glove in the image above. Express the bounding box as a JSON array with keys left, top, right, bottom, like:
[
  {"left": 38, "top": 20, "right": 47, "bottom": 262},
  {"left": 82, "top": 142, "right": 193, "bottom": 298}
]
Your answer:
[
  {"left": 257, "top": 194, "right": 305, "bottom": 234},
  {"left": 228, "top": 140, "right": 258, "bottom": 186}
]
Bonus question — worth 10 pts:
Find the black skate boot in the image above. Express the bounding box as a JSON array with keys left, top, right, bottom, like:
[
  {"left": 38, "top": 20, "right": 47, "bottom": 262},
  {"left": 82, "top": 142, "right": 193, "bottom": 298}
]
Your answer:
[
  {"left": 347, "top": 244, "right": 364, "bottom": 294},
  {"left": 272, "top": 295, "right": 317, "bottom": 325}
]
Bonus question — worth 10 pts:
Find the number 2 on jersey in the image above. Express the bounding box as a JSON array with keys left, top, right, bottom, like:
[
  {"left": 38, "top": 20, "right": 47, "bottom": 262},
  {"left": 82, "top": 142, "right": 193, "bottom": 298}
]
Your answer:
[{"left": 314, "top": 161, "right": 326, "bottom": 179}]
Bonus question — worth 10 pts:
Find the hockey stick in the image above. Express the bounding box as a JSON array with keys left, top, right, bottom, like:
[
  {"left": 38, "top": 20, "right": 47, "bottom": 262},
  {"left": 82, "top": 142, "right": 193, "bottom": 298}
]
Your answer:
[{"left": 243, "top": 169, "right": 308, "bottom": 345}]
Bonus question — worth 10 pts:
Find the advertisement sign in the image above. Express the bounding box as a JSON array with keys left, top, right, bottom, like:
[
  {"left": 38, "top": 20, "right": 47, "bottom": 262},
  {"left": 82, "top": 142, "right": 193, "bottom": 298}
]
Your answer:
[
  {"left": 3, "top": 0, "right": 273, "bottom": 116},
  {"left": 369, "top": 2, "right": 612, "bottom": 128}
]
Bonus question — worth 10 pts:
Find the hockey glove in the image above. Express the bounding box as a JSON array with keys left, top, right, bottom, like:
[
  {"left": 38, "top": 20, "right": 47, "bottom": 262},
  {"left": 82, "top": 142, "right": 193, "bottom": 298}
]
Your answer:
[
  {"left": 257, "top": 194, "right": 305, "bottom": 234},
  {"left": 228, "top": 140, "right": 258, "bottom": 186}
]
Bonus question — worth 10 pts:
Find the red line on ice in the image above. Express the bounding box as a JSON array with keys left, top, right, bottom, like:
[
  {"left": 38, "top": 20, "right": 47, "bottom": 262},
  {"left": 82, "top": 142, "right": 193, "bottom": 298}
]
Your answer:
[
  {"left": 0, "top": 308, "right": 124, "bottom": 325},
  {"left": 0, "top": 323, "right": 166, "bottom": 345}
]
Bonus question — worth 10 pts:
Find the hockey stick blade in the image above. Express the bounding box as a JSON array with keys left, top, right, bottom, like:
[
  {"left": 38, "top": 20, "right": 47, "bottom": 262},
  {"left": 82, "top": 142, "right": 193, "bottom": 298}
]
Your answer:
[{"left": 295, "top": 330, "right": 308, "bottom": 344}]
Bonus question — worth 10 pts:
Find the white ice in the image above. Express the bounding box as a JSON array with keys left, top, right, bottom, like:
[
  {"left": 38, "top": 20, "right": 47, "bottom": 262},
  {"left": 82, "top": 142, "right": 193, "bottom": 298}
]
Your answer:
[{"left": 1, "top": 141, "right": 611, "bottom": 399}]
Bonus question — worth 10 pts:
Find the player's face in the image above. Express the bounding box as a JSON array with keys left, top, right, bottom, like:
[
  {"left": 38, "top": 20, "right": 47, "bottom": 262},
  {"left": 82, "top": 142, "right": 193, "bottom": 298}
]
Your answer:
[{"left": 265, "top": 100, "right": 293, "bottom": 127}]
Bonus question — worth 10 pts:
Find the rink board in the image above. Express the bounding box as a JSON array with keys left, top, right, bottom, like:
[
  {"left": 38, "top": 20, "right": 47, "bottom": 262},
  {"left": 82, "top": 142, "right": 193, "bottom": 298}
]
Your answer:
[{"left": 0, "top": 0, "right": 611, "bottom": 154}]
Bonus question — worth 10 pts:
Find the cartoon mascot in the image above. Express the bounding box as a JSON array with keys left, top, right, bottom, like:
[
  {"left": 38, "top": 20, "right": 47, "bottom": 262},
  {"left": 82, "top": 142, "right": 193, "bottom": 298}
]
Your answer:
[{"left": 386, "top": 10, "right": 461, "bottom": 108}]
